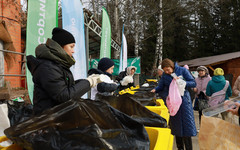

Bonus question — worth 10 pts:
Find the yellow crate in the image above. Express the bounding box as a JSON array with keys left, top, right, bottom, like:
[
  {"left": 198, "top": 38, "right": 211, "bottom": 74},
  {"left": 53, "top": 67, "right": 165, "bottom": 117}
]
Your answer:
[
  {"left": 0, "top": 136, "right": 22, "bottom": 150},
  {"left": 145, "top": 127, "right": 174, "bottom": 150}
]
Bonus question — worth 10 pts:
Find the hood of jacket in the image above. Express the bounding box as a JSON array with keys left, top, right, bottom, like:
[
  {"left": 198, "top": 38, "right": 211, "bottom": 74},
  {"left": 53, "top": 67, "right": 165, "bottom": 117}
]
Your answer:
[
  {"left": 212, "top": 75, "right": 225, "bottom": 83},
  {"left": 126, "top": 66, "right": 137, "bottom": 76},
  {"left": 27, "top": 55, "right": 43, "bottom": 75},
  {"left": 35, "top": 38, "right": 75, "bottom": 68}
]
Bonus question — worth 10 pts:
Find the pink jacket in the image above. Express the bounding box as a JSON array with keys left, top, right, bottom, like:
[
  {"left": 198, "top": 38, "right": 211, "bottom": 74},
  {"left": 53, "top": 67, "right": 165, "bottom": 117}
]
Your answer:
[{"left": 195, "top": 75, "right": 211, "bottom": 96}]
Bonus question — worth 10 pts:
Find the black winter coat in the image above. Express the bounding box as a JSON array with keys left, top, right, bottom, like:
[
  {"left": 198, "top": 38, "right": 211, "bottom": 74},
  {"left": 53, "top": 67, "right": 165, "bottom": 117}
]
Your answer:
[{"left": 27, "top": 39, "right": 90, "bottom": 114}]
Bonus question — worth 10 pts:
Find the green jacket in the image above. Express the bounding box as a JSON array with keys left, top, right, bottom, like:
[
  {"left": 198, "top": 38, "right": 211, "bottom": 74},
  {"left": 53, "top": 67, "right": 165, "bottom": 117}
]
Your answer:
[{"left": 206, "top": 75, "right": 232, "bottom": 100}]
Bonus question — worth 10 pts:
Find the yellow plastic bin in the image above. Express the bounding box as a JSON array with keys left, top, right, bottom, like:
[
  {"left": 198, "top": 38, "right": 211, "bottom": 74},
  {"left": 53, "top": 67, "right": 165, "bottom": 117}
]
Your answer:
[
  {"left": 146, "top": 79, "right": 158, "bottom": 82},
  {"left": 0, "top": 136, "right": 22, "bottom": 150},
  {"left": 146, "top": 99, "right": 170, "bottom": 125},
  {"left": 145, "top": 127, "right": 174, "bottom": 150},
  {"left": 146, "top": 106, "right": 169, "bottom": 125},
  {"left": 156, "top": 99, "right": 165, "bottom": 106}
]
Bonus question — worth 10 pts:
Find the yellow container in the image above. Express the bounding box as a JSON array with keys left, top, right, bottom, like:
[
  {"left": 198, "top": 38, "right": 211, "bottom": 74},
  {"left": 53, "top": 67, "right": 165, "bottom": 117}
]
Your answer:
[
  {"left": 0, "top": 136, "right": 22, "bottom": 150},
  {"left": 145, "top": 99, "right": 170, "bottom": 124},
  {"left": 146, "top": 105, "right": 169, "bottom": 125},
  {"left": 156, "top": 99, "right": 165, "bottom": 106},
  {"left": 130, "top": 85, "right": 140, "bottom": 90},
  {"left": 119, "top": 85, "right": 140, "bottom": 95},
  {"left": 145, "top": 127, "right": 174, "bottom": 150},
  {"left": 146, "top": 79, "right": 158, "bottom": 82}
]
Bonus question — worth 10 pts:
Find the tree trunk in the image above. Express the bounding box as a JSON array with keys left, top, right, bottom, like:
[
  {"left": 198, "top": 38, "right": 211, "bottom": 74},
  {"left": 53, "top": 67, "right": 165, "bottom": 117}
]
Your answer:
[
  {"left": 114, "top": 0, "right": 120, "bottom": 59},
  {"left": 134, "top": 0, "right": 139, "bottom": 57},
  {"left": 152, "top": 0, "right": 163, "bottom": 76},
  {"left": 91, "top": 0, "right": 96, "bottom": 19}
]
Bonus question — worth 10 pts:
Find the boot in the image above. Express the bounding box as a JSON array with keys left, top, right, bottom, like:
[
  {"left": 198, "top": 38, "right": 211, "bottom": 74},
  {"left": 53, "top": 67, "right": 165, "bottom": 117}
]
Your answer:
[
  {"left": 183, "top": 137, "right": 192, "bottom": 150},
  {"left": 176, "top": 136, "right": 184, "bottom": 150}
]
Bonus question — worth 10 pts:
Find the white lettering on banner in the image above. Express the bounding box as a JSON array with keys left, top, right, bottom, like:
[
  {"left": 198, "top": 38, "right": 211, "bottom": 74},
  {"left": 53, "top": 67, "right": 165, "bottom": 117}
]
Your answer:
[
  {"left": 37, "top": 0, "right": 46, "bottom": 44},
  {"left": 39, "top": 0, "right": 46, "bottom": 3},
  {"left": 38, "top": 36, "right": 46, "bottom": 44},
  {"left": 70, "top": 18, "right": 77, "bottom": 37},
  {"left": 39, "top": 3, "right": 46, "bottom": 12},
  {"left": 103, "top": 27, "right": 108, "bottom": 57}
]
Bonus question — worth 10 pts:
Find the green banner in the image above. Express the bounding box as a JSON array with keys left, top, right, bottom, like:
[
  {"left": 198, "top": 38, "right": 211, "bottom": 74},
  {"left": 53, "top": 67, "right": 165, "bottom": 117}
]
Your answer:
[
  {"left": 100, "top": 7, "right": 111, "bottom": 58},
  {"left": 90, "top": 57, "right": 141, "bottom": 76},
  {"left": 26, "top": 0, "right": 58, "bottom": 103}
]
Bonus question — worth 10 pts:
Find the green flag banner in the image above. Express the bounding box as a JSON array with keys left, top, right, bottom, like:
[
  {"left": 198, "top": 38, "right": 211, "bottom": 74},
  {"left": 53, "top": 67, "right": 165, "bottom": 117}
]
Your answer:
[
  {"left": 90, "top": 57, "right": 141, "bottom": 76},
  {"left": 26, "top": 0, "right": 58, "bottom": 103},
  {"left": 100, "top": 7, "right": 111, "bottom": 58}
]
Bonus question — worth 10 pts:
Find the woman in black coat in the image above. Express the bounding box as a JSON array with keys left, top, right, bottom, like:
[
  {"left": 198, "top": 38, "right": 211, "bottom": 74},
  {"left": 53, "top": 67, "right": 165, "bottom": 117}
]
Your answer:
[{"left": 27, "top": 28, "right": 100, "bottom": 115}]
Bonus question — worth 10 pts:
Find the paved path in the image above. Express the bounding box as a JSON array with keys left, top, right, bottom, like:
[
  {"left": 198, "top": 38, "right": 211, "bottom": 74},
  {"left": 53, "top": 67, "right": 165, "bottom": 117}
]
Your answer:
[{"left": 172, "top": 111, "right": 200, "bottom": 150}]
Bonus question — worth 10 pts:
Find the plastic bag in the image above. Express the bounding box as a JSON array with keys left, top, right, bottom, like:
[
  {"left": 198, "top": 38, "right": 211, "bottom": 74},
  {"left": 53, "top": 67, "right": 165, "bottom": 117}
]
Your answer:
[
  {"left": 96, "top": 94, "right": 167, "bottom": 128},
  {"left": 199, "top": 115, "right": 240, "bottom": 149},
  {"left": 7, "top": 101, "right": 33, "bottom": 126},
  {"left": 166, "top": 79, "right": 182, "bottom": 116},
  {"left": 171, "top": 73, "right": 186, "bottom": 96},
  {"left": 4, "top": 99, "right": 150, "bottom": 150},
  {"left": 123, "top": 89, "right": 156, "bottom": 106},
  {"left": 0, "top": 104, "right": 12, "bottom": 147}
]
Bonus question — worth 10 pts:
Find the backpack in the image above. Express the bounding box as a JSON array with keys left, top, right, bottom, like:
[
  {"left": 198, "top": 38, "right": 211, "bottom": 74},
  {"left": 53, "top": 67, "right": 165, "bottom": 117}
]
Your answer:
[{"left": 208, "top": 81, "right": 229, "bottom": 107}]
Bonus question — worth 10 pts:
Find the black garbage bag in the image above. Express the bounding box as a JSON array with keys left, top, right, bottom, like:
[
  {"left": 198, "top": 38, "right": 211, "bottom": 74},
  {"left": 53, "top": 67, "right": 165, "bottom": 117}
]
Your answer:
[
  {"left": 6, "top": 100, "right": 33, "bottom": 126},
  {"left": 127, "top": 90, "right": 156, "bottom": 106},
  {"left": 96, "top": 94, "right": 167, "bottom": 128},
  {"left": 4, "top": 99, "right": 150, "bottom": 150}
]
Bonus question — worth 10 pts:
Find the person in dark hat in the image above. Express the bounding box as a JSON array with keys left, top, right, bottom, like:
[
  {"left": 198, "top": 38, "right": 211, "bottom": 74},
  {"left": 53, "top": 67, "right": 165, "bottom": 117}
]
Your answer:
[
  {"left": 27, "top": 27, "right": 101, "bottom": 115},
  {"left": 88, "top": 57, "right": 118, "bottom": 100}
]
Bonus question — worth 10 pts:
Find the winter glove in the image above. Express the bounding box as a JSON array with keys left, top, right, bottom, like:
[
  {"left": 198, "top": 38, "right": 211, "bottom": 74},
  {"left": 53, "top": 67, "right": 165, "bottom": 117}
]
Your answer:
[
  {"left": 87, "top": 74, "right": 102, "bottom": 87},
  {"left": 120, "top": 76, "right": 133, "bottom": 86}
]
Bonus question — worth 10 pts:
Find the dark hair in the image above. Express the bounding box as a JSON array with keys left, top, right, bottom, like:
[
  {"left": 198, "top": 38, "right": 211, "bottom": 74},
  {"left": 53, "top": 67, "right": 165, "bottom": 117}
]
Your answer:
[{"left": 161, "top": 58, "right": 174, "bottom": 69}]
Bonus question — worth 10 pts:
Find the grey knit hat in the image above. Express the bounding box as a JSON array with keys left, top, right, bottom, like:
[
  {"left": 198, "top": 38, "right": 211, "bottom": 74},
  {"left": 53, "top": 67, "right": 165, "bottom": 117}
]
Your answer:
[{"left": 197, "top": 66, "right": 209, "bottom": 74}]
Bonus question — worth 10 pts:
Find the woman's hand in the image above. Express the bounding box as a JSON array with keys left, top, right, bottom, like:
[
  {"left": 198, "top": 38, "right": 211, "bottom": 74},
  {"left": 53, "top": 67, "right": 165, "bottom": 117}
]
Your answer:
[
  {"left": 228, "top": 102, "right": 240, "bottom": 116},
  {"left": 193, "top": 88, "right": 197, "bottom": 93},
  {"left": 173, "top": 77, "right": 179, "bottom": 80},
  {"left": 151, "top": 89, "right": 156, "bottom": 93}
]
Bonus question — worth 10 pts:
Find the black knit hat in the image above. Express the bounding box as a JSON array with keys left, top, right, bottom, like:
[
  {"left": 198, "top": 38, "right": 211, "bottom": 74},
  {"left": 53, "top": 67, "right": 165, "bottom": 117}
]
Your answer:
[
  {"left": 98, "top": 57, "right": 114, "bottom": 72},
  {"left": 52, "top": 27, "right": 75, "bottom": 46}
]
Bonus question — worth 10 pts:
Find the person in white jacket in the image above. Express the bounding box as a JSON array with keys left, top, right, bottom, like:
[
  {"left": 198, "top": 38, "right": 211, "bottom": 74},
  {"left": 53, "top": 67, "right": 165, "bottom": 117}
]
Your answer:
[
  {"left": 116, "top": 66, "right": 136, "bottom": 91},
  {"left": 88, "top": 57, "right": 118, "bottom": 100}
]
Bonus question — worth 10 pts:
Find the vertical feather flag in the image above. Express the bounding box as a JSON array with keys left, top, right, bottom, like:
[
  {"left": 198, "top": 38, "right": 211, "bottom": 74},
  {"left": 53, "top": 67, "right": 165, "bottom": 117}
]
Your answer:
[
  {"left": 26, "top": 0, "right": 58, "bottom": 103},
  {"left": 119, "top": 25, "right": 128, "bottom": 72},
  {"left": 62, "top": 0, "right": 87, "bottom": 98},
  {"left": 100, "top": 7, "right": 111, "bottom": 58}
]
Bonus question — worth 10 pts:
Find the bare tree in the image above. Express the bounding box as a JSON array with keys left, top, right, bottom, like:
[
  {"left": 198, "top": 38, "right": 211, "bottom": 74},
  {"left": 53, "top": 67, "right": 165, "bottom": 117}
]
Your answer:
[
  {"left": 152, "top": 0, "right": 163, "bottom": 75},
  {"left": 134, "top": 0, "right": 139, "bottom": 56}
]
